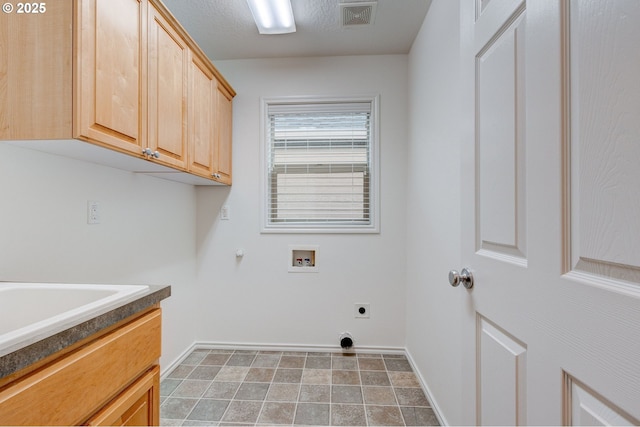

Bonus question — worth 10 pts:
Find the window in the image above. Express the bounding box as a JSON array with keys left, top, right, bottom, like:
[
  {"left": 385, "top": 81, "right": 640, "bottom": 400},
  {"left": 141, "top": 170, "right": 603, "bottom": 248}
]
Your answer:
[{"left": 261, "top": 96, "right": 379, "bottom": 233}]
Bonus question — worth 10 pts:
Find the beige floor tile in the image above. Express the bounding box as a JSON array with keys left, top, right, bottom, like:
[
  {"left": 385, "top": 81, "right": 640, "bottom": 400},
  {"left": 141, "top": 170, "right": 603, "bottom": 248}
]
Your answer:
[
  {"left": 266, "top": 383, "right": 300, "bottom": 402},
  {"left": 332, "top": 370, "right": 360, "bottom": 385},
  {"left": 358, "top": 358, "right": 386, "bottom": 371},
  {"left": 302, "top": 368, "right": 332, "bottom": 384},
  {"left": 245, "top": 367, "right": 275, "bottom": 382},
  {"left": 294, "top": 403, "right": 330, "bottom": 426},
  {"left": 279, "top": 355, "right": 306, "bottom": 368},
  {"left": 401, "top": 406, "right": 440, "bottom": 426},
  {"left": 389, "top": 371, "right": 422, "bottom": 387},
  {"left": 366, "top": 405, "right": 405, "bottom": 426},
  {"left": 394, "top": 387, "right": 431, "bottom": 407},
  {"left": 299, "top": 384, "right": 330, "bottom": 403},
  {"left": 213, "top": 366, "right": 249, "bottom": 382},
  {"left": 258, "top": 402, "right": 296, "bottom": 424},
  {"left": 161, "top": 349, "right": 440, "bottom": 426},
  {"left": 331, "top": 404, "right": 367, "bottom": 426},
  {"left": 221, "top": 400, "right": 262, "bottom": 424},
  {"left": 363, "top": 386, "right": 397, "bottom": 405}
]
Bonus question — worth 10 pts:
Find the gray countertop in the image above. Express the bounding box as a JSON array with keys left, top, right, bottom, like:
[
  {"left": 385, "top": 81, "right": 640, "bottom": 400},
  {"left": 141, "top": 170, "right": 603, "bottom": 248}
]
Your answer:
[{"left": 0, "top": 284, "right": 171, "bottom": 380}]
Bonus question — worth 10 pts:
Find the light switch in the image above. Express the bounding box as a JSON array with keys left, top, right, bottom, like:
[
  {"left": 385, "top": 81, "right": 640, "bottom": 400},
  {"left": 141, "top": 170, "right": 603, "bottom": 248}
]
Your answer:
[{"left": 220, "top": 205, "right": 230, "bottom": 220}]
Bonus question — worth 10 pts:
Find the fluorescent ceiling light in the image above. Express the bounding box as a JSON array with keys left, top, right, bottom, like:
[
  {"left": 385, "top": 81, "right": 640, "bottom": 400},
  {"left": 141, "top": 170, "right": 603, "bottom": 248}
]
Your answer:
[{"left": 247, "top": 0, "right": 296, "bottom": 34}]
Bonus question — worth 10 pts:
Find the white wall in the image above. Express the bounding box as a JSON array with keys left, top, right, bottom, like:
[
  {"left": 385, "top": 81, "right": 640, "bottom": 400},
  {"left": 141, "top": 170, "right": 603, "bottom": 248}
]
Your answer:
[
  {"left": 194, "top": 55, "right": 409, "bottom": 350},
  {"left": 0, "top": 144, "right": 198, "bottom": 367},
  {"left": 405, "top": 0, "right": 463, "bottom": 425},
  {"left": 0, "top": 18, "right": 466, "bottom": 420}
]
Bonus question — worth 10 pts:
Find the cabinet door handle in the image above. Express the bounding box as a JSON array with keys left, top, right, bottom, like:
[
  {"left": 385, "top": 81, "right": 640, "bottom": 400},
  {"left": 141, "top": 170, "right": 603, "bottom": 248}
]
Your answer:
[{"left": 142, "top": 148, "right": 160, "bottom": 159}]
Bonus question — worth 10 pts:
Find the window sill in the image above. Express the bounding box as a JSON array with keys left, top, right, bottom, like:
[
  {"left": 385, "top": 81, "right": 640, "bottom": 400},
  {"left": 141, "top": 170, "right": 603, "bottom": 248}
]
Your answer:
[{"left": 261, "top": 225, "right": 380, "bottom": 234}]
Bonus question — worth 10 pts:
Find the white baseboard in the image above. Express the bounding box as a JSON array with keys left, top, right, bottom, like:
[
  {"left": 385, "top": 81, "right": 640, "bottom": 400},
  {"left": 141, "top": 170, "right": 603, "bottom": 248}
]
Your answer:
[
  {"left": 193, "top": 341, "right": 406, "bottom": 355},
  {"left": 161, "top": 341, "right": 404, "bottom": 379},
  {"left": 161, "top": 342, "right": 201, "bottom": 380},
  {"left": 160, "top": 342, "right": 448, "bottom": 426},
  {"left": 405, "top": 349, "right": 448, "bottom": 426}
]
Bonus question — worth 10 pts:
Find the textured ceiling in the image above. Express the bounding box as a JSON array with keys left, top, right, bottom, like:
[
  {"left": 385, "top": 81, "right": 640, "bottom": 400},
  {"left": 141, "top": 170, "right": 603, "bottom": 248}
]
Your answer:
[{"left": 160, "top": 0, "right": 431, "bottom": 61}]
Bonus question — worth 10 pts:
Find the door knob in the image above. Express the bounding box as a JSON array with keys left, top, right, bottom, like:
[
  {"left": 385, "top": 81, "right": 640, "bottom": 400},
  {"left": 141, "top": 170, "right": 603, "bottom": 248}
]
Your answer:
[{"left": 449, "top": 268, "right": 474, "bottom": 289}]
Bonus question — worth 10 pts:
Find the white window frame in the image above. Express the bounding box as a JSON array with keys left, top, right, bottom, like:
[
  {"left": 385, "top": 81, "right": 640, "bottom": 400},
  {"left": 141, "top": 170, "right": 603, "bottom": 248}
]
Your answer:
[{"left": 260, "top": 95, "right": 380, "bottom": 234}]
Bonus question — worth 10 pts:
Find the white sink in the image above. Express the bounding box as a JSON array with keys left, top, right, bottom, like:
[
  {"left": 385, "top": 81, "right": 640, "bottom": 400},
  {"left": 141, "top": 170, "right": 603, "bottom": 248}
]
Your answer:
[{"left": 0, "top": 283, "right": 149, "bottom": 357}]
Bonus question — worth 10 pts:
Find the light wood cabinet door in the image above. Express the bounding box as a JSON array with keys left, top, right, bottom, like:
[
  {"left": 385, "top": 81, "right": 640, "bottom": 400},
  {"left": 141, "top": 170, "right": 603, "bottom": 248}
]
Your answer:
[
  {"left": 188, "top": 54, "right": 215, "bottom": 179},
  {"left": 85, "top": 366, "right": 159, "bottom": 426},
  {"left": 2, "top": 0, "right": 234, "bottom": 185},
  {"left": 214, "top": 83, "right": 233, "bottom": 185},
  {"left": 0, "top": 1, "right": 72, "bottom": 140},
  {"left": 0, "top": 310, "right": 161, "bottom": 426},
  {"left": 75, "top": 0, "right": 146, "bottom": 155},
  {"left": 147, "top": 3, "right": 188, "bottom": 169}
]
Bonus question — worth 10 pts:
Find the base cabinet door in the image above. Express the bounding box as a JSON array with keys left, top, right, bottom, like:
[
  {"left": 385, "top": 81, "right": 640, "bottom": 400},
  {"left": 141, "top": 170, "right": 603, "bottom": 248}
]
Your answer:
[
  {"left": 0, "top": 310, "right": 161, "bottom": 426},
  {"left": 85, "top": 366, "right": 159, "bottom": 426}
]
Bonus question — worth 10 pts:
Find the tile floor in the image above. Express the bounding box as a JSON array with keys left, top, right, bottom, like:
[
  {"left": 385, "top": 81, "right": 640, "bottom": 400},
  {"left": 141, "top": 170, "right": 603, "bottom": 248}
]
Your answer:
[{"left": 160, "top": 348, "right": 440, "bottom": 426}]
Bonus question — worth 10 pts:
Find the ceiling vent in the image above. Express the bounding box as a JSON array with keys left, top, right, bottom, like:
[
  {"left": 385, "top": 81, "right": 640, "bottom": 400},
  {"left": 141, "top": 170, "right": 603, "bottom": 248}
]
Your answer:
[{"left": 340, "top": 2, "right": 377, "bottom": 27}]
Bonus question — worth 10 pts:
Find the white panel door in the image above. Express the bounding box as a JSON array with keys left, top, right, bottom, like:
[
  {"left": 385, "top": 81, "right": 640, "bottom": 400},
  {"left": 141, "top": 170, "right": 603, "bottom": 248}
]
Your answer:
[{"left": 459, "top": 0, "right": 640, "bottom": 424}]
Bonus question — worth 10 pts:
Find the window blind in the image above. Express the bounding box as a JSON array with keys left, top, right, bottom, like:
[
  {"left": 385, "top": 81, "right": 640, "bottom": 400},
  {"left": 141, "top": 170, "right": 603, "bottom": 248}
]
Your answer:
[{"left": 267, "top": 102, "right": 373, "bottom": 226}]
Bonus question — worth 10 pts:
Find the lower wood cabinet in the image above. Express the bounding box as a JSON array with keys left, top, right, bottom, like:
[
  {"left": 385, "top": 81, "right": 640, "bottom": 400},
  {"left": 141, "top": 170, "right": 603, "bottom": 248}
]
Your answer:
[
  {"left": 0, "top": 309, "right": 161, "bottom": 426},
  {"left": 86, "top": 366, "right": 159, "bottom": 426}
]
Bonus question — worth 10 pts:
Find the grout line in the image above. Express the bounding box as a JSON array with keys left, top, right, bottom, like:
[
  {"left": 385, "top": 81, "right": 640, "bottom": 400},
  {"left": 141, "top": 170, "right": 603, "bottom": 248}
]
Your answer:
[
  {"left": 255, "top": 350, "right": 283, "bottom": 425},
  {"left": 387, "top": 360, "right": 406, "bottom": 425},
  {"left": 218, "top": 349, "right": 257, "bottom": 424},
  {"left": 291, "top": 352, "right": 304, "bottom": 426},
  {"left": 328, "top": 351, "right": 333, "bottom": 426},
  {"left": 160, "top": 348, "right": 435, "bottom": 426},
  {"left": 356, "top": 355, "right": 370, "bottom": 426}
]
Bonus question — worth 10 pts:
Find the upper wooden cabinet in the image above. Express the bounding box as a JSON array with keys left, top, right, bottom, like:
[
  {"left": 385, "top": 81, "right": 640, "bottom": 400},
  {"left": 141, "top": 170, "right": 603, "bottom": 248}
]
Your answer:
[
  {"left": 186, "top": 52, "right": 234, "bottom": 184},
  {"left": 214, "top": 83, "right": 234, "bottom": 185},
  {"left": 0, "top": 1, "right": 73, "bottom": 139},
  {"left": 0, "top": 0, "right": 235, "bottom": 185},
  {"left": 75, "top": 0, "right": 146, "bottom": 155},
  {"left": 147, "top": 2, "right": 189, "bottom": 170},
  {"left": 188, "top": 54, "right": 216, "bottom": 179}
]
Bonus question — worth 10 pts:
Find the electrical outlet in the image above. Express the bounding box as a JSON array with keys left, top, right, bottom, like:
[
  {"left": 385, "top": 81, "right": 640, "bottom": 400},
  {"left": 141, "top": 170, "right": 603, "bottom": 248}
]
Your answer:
[
  {"left": 354, "top": 303, "right": 370, "bottom": 318},
  {"left": 87, "top": 200, "right": 100, "bottom": 224}
]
